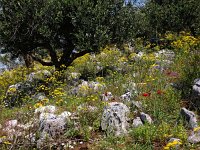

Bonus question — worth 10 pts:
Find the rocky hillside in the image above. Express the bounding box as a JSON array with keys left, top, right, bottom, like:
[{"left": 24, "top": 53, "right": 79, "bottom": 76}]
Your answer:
[{"left": 0, "top": 33, "right": 200, "bottom": 150}]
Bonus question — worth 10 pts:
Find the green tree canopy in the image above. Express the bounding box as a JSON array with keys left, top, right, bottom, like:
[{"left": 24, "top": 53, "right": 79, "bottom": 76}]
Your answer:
[
  {"left": 0, "top": 0, "right": 136, "bottom": 69},
  {"left": 145, "top": 0, "right": 200, "bottom": 36}
]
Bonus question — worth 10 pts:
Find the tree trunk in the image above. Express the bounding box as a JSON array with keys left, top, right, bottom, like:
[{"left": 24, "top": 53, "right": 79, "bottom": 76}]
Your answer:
[{"left": 23, "top": 53, "right": 34, "bottom": 68}]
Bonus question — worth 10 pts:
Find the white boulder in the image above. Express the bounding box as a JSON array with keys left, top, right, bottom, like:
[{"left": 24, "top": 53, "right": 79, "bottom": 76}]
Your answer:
[{"left": 101, "top": 102, "right": 130, "bottom": 136}]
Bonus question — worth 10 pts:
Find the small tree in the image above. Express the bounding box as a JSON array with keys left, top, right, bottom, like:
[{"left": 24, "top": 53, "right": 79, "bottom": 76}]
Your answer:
[{"left": 0, "top": 0, "right": 136, "bottom": 70}]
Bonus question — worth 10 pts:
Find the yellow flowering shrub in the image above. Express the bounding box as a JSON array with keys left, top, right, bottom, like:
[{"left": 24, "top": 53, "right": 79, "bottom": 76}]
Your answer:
[
  {"left": 171, "top": 32, "right": 200, "bottom": 53},
  {"left": 165, "top": 33, "right": 175, "bottom": 41},
  {"left": 0, "top": 67, "right": 28, "bottom": 102},
  {"left": 51, "top": 88, "right": 65, "bottom": 98},
  {"left": 45, "top": 87, "right": 66, "bottom": 106},
  {"left": 72, "top": 53, "right": 90, "bottom": 66}
]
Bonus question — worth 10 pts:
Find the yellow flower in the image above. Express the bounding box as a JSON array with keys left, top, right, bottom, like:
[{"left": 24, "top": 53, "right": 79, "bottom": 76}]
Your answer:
[
  {"left": 7, "top": 87, "right": 17, "bottom": 93},
  {"left": 165, "top": 33, "right": 174, "bottom": 40},
  {"left": 56, "top": 99, "right": 63, "bottom": 105},
  {"left": 137, "top": 83, "right": 147, "bottom": 85},
  {"left": 172, "top": 40, "right": 183, "bottom": 49},
  {"left": 60, "top": 64, "right": 66, "bottom": 69},
  {"left": 3, "top": 141, "right": 11, "bottom": 145},
  {"left": 146, "top": 76, "right": 155, "bottom": 82},
  {"left": 41, "top": 98, "right": 49, "bottom": 104},
  {"left": 163, "top": 134, "right": 172, "bottom": 138},
  {"left": 193, "top": 126, "right": 200, "bottom": 132},
  {"left": 164, "top": 140, "right": 182, "bottom": 150},
  {"left": 34, "top": 102, "right": 43, "bottom": 108},
  {"left": 102, "top": 101, "right": 109, "bottom": 106},
  {"left": 163, "top": 146, "right": 170, "bottom": 150},
  {"left": 118, "top": 56, "right": 128, "bottom": 62},
  {"left": 52, "top": 88, "right": 65, "bottom": 97},
  {"left": 145, "top": 43, "right": 151, "bottom": 49}
]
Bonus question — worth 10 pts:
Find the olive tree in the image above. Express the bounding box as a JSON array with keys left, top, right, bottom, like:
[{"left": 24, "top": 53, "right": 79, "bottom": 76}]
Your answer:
[{"left": 0, "top": 0, "right": 136, "bottom": 69}]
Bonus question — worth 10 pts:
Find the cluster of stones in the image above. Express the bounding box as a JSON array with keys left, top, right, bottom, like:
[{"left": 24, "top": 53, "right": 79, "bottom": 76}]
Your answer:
[
  {"left": 4, "top": 70, "right": 52, "bottom": 107},
  {"left": 0, "top": 105, "right": 79, "bottom": 149}
]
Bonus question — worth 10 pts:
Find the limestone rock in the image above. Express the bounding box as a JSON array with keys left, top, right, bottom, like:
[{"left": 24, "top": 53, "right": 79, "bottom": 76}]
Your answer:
[
  {"left": 119, "top": 92, "right": 132, "bottom": 102},
  {"left": 6, "top": 83, "right": 21, "bottom": 96},
  {"left": 27, "top": 70, "right": 51, "bottom": 82},
  {"left": 188, "top": 132, "right": 200, "bottom": 144},
  {"left": 180, "top": 107, "right": 198, "bottom": 129},
  {"left": 57, "top": 111, "right": 72, "bottom": 119},
  {"left": 101, "top": 102, "right": 130, "bottom": 136},
  {"left": 193, "top": 78, "right": 200, "bottom": 95},
  {"left": 37, "top": 111, "right": 72, "bottom": 148},
  {"left": 140, "top": 112, "right": 153, "bottom": 124},
  {"left": 5, "top": 120, "right": 18, "bottom": 128},
  {"left": 191, "top": 78, "right": 200, "bottom": 109},
  {"left": 35, "top": 105, "right": 57, "bottom": 115},
  {"left": 2, "top": 120, "right": 24, "bottom": 140},
  {"left": 39, "top": 113, "right": 57, "bottom": 122},
  {"left": 25, "top": 133, "right": 36, "bottom": 143},
  {"left": 155, "top": 49, "right": 175, "bottom": 60},
  {"left": 155, "top": 60, "right": 173, "bottom": 71},
  {"left": 32, "top": 92, "right": 47, "bottom": 101},
  {"left": 39, "top": 117, "right": 67, "bottom": 138},
  {"left": 133, "top": 117, "right": 143, "bottom": 128}
]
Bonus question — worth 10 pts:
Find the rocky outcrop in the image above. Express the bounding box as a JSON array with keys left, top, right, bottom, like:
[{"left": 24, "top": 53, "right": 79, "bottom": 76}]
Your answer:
[
  {"left": 180, "top": 107, "right": 198, "bottom": 129},
  {"left": 35, "top": 105, "right": 57, "bottom": 115},
  {"left": 140, "top": 112, "right": 153, "bottom": 124},
  {"left": 37, "top": 110, "right": 72, "bottom": 148},
  {"left": 132, "top": 117, "right": 143, "bottom": 128},
  {"left": 191, "top": 78, "right": 200, "bottom": 109},
  {"left": 119, "top": 92, "right": 132, "bottom": 103},
  {"left": 101, "top": 102, "right": 130, "bottom": 136},
  {"left": 155, "top": 49, "right": 175, "bottom": 61},
  {"left": 188, "top": 131, "right": 200, "bottom": 144},
  {"left": 27, "top": 70, "right": 51, "bottom": 82}
]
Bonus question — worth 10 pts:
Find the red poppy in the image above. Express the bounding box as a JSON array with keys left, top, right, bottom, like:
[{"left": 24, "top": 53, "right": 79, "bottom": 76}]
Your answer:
[{"left": 142, "top": 92, "right": 151, "bottom": 97}]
